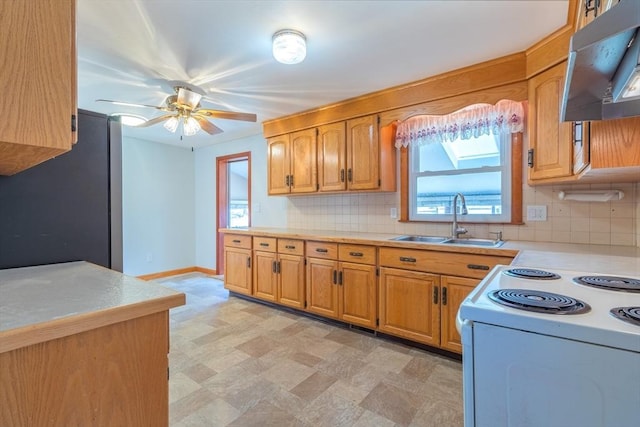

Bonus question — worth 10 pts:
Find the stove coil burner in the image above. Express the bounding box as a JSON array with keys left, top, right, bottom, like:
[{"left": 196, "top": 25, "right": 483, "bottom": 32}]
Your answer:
[
  {"left": 503, "top": 268, "right": 561, "bottom": 280},
  {"left": 573, "top": 275, "right": 640, "bottom": 293},
  {"left": 610, "top": 307, "right": 640, "bottom": 326},
  {"left": 488, "top": 289, "right": 590, "bottom": 314}
]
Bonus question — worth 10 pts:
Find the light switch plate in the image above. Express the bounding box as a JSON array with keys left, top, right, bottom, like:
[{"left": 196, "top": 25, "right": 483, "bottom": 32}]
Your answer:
[
  {"left": 527, "top": 205, "right": 547, "bottom": 221},
  {"left": 390, "top": 207, "right": 398, "bottom": 219}
]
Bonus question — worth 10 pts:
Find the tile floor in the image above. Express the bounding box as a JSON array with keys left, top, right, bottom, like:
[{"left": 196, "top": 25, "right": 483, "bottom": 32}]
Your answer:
[{"left": 156, "top": 272, "right": 464, "bottom": 426}]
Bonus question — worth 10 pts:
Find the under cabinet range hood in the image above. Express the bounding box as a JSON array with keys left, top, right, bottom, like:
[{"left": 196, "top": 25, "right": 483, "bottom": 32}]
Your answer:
[{"left": 562, "top": 0, "right": 640, "bottom": 121}]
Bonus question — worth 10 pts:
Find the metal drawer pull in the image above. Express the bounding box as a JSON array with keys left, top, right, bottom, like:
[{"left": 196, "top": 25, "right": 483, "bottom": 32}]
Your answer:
[
  {"left": 232, "top": 239, "right": 241, "bottom": 243},
  {"left": 338, "top": 271, "right": 343, "bottom": 285},
  {"left": 246, "top": 257, "right": 251, "bottom": 268},
  {"left": 272, "top": 261, "right": 277, "bottom": 273},
  {"left": 467, "top": 264, "right": 490, "bottom": 270},
  {"left": 349, "top": 252, "right": 363, "bottom": 257},
  {"left": 333, "top": 270, "right": 337, "bottom": 284},
  {"left": 433, "top": 287, "right": 439, "bottom": 304},
  {"left": 399, "top": 256, "right": 417, "bottom": 263},
  {"left": 442, "top": 287, "right": 447, "bottom": 305},
  {"left": 285, "top": 245, "right": 296, "bottom": 250},
  {"left": 260, "top": 242, "right": 269, "bottom": 247},
  {"left": 315, "top": 248, "right": 328, "bottom": 253}
]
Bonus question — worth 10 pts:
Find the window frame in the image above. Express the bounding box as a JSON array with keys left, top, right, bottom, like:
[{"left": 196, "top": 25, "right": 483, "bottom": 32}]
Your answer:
[{"left": 399, "top": 132, "right": 523, "bottom": 224}]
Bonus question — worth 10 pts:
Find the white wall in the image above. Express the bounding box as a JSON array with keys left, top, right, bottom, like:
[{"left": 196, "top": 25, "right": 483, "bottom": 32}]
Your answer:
[
  {"left": 122, "top": 137, "right": 196, "bottom": 276},
  {"left": 194, "top": 134, "right": 287, "bottom": 270}
]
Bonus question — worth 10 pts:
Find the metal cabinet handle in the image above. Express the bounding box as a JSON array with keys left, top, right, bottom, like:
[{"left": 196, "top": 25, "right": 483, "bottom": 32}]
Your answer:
[
  {"left": 276, "top": 261, "right": 281, "bottom": 273},
  {"left": 333, "top": 270, "right": 337, "bottom": 284},
  {"left": 399, "top": 256, "right": 417, "bottom": 263},
  {"left": 315, "top": 248, "right": 328, "bottom": 253},
  {"left": 467, "top": 264, "right": 490, "bottom": 270},
  {"left": 433, "top": 287, "right": 439, "bottom": 304},
  {"left": 285, "top": 175, "right": 290, "bottom": 186},
  {"left": 349, "top": 252, "right": 363, "bottom": 257},
  {"left": 272, "top": 260, "right": 277, "bottom": 273},
  {"left": 232, "top": 239, "right": 241, "bottom": 243},
  {"left": 347, "top": 168, "right": 353, "bottom": 182},
  {"left": 246, "top": 257, "right": 251, "bottom": 268},
  {"left": 285, "top": 245, "right": 296, "bottom": 250},
  {"left": 290, "top": 175, "right": 294, "bottom": 186},
  {"left": 260, "top": 242, "right": 270, "bottom": 247},
  {"left": 338, "top": 271, "right": 343, "bottom": 285},
  {"left": 340, "top": 169, "right": 345, "bottom": 182},
  {"left": 442, "top": 287, "right": 447, "bottom": 305}
]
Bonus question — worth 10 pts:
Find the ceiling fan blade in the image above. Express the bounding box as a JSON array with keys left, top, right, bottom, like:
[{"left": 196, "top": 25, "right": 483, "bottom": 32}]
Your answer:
[
  {"left": 196, "top": 109, "right": 257, "bottom": 122},
  {"left": 194, "top": 116, "right": 223, "bottom": 135},
  {"left": 132, "top": 114, "right": 176, "bottom": 128},
  {"left": 177, "top": 88, "right": 202, "bottom": 110},
  {"left": 96, "top": 99, "right": 168, "bottom": 110}
]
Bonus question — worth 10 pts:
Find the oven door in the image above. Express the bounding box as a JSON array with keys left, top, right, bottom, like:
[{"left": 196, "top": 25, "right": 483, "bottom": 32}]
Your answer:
[{"left": 472, "top": 322, "right": 640, "bottom": 427}]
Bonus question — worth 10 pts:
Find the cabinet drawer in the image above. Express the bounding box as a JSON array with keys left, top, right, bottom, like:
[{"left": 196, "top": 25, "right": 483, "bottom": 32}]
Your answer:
[
  {"left": 339, "top": 244, "right": 376, "bottom": 265},
  {"left": 278, "top": 239, "right": 304, "bottom": 256},
  {"left": 253, "top": 237, "right": 277, "bottom": 252},
  {"left": 224, "top": 234, "right": 252, "bottom": 249},
  {"left": 379, "top": 247, "right": 512, "bottom": 279},
  {"left": 306, "top": 241, "right": 338, "bottom": 259}
]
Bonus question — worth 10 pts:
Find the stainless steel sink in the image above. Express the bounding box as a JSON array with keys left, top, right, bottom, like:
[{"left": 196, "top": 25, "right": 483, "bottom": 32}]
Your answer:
[
  {"left": 390, "top": 235, "right": 449, "bottom": 243},
  {"left": 442, "top": 238, "right": 504, "bottom": 247}
]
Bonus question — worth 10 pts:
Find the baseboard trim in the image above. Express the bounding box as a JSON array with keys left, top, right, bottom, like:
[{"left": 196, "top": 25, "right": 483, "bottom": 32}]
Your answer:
[{"left": 137, "top": 266, "right": 218, "bottom": 281}]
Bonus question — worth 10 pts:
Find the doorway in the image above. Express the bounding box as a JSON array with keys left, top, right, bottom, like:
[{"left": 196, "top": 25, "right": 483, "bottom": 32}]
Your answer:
[{"left": 216, "top": 152, "right": 251, "bottom": 275}]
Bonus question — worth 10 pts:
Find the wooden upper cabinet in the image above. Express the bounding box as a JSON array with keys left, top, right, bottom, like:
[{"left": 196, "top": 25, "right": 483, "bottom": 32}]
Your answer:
[
  {"left": 267, "top": 130, "right": 317, "bottom": 194},
  {"left": 0, "top": 0, "right": 77, "bottom": 176},
  {"left": 267, "top": 134, "right": 290, "bottom": 194},
  {"left": 589, "top": 117, "right": 640, "bottom": 169},
  {"left": 347, "top": 115, "right": 380, "bottom": 190},
  {"left": 290, "top": 129, "right": 317, "bottom": 193},
  {"left": 318, "top": 122, "right": 347, "bottom": 192},
  {"left": 527, "top": 61, "right": 574, "bottom": 182},
  {"left": 576, "top": 0, "right": 619, "bottom": 30}
]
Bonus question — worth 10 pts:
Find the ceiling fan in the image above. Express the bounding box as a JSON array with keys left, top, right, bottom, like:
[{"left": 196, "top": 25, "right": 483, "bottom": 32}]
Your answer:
[{"left": 97, "top": 85, "right": 257, "bottom": 136}]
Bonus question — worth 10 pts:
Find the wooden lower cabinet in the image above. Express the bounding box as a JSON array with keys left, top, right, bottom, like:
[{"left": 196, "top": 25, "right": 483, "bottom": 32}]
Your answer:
[
  {"left": 253, "top": 250, "right": 278, "bottom": 301},
  {"left": 439, "top": 275, "right": 479, "bottom": 353},
  {"left": 339, "top": 262, "right": 377, "bottom": 328},
  {"left": 277, "top": 253, "right": 305, "bottom": 309},
  {"left": 378, "top": 267, "right": 440, "bottom": 346},
  {"left": 306, "top": 257, "right": 339, "bottom": 318},
  {"left": 223, "top": 234, "right": 252, "bottom": 295},
  {"left": 0, "top": 312, "right": 171, "bottom": 426}
]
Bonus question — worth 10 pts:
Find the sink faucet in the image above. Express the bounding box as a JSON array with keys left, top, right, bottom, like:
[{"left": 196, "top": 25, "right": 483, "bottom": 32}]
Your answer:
[{"left": 451, "top": 193, "right": 468, "bottom": 239}]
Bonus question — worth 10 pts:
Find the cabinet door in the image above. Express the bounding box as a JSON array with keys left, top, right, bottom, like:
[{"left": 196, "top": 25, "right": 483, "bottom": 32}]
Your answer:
[
  {"left": 278, "top": 254, "right": 305, "bottom": 309},
  {"left": 290, "top": 128, "right": 317, "bottom": 193},
  {"left": 253, "top": 250, "right": 278, "bottom": 302},
  {"left": 0, "top": 0, "right": 77, "bottom": 176},
  {"left": 528, "top": 62, "right": 573, "bottom": 181},
  {"left": 306, "top": 257, "right": 339, "bottom": 318},
  {"left": 440, "top": 276, "right": 478, "bottom": 353},
  {"left": 224, "top": 247, "right": 252, "bottom": 295},
  {"left": 347, "top": 115, "right": 380, "bottom": 190},
  {"left": 267, "top": 135, "right": 290, "bottom": 195},
  {"left": 318, "top": 122, "right": 347, "bottom": 192},
  {"left": 339, "top": 262, "right": 377, "bottom": 328},
  {"left": 589, "top": 117, "right": 640, "bottom": 169},
  {"left": 378, "top": 267, "right": 440, "bottom": 346}
]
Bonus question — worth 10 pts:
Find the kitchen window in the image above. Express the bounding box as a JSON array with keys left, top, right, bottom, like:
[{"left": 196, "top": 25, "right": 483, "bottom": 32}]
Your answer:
[{"left": 396, "top": 99, "right": 524, "bottom": 224}]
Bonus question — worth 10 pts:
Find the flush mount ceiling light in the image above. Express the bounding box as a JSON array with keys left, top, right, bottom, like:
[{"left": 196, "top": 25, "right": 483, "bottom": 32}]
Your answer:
[
  {"left": 272, "top": 29, "right": 306, "bottom": 64},
  {"left": 110, "top": 113, "right": 147, "bottom": 127}
]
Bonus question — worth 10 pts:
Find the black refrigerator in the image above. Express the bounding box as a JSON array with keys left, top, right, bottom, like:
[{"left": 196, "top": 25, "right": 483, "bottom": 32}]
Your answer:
[{"left": 0, "top": 109, "right": 123, "bottom": 271}]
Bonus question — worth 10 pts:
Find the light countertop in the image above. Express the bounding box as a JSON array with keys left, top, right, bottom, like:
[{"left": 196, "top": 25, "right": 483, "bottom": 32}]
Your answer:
[
  {"left": 0, "top": 261, "right": 185, "bottom": 353},
  {"left": 220, "top": 227, "right": 640, "bottom": 276}
]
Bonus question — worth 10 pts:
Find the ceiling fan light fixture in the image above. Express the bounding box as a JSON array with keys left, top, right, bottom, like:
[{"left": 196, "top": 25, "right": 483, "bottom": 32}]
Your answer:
[
  {"left": 183, "top": 116, "right": 201, "bottom": 136},
  {"left": 273, "top": 29, "right": 306, "bottom": 65},
  {"left": 163, "top": 116, "right": 180, "bottom": 133}
]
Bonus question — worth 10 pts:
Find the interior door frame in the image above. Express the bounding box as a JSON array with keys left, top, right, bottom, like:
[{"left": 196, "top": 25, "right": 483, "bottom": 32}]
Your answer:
[{"left": 216, "top": 152, "right": 251, "bottom": 275}]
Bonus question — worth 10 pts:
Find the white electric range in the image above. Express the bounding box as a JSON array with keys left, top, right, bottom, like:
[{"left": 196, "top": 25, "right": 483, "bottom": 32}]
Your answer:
[{"left": 457, "top": 265, "right": 640, "bottom": 427}]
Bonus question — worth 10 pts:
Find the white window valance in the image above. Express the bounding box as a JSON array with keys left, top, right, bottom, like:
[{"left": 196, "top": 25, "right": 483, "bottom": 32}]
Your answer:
[{"left": 395, "top": 99, "right": 525, "bottom": 148}]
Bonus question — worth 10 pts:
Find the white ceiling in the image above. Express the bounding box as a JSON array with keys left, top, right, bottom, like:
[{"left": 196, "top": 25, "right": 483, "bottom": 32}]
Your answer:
[{"left": 77, "top": 0, "right": 569, "bottom": 149}]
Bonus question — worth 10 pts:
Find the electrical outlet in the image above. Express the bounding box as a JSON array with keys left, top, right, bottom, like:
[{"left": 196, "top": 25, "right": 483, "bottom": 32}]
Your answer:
[
  {"left": 526, "top": 205, "right": 547, "bottom": 221},
  {"left": 390, "top": 207, "right": 398, "bottom": 219}
]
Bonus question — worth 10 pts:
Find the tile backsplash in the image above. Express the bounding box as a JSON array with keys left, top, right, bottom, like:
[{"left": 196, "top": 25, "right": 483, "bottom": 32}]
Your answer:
[{"left": 286, "top": 182, "right": 639, "bottom": 247}]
